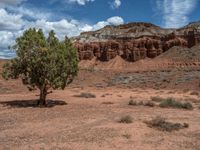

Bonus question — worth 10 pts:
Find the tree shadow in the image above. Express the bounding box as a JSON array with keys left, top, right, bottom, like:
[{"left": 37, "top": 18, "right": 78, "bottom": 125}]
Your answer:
[{"left": 0, "top": 99, "right": 67, "bottom": 108}]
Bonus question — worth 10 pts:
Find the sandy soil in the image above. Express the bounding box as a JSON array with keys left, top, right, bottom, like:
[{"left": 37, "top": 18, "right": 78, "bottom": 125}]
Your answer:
[{"left": 0, "top": 75, "right": 200, "bottom": 150}]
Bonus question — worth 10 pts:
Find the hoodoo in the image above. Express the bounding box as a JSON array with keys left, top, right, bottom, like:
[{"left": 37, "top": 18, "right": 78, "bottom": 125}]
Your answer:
[{"left": 73, "top": 22, "right": 200, "bottom": 62}]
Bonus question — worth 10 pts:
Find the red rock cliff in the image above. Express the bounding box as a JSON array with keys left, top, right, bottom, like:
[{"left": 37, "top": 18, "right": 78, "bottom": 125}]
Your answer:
[{"left": 73, "top": 22, "right": 200, "bottom": 62}]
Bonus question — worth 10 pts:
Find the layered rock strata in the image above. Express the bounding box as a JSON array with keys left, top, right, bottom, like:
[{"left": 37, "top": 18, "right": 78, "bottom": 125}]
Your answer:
[{"left": 73, "top": 22, "right": 200, "bottom": 62}]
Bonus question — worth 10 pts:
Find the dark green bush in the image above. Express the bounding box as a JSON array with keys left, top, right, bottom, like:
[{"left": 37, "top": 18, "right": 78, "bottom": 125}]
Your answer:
[
  {"left": 151, "top": 96, "right": 164, "bottom": 102},
  {"left": 128, "top": 100, "right": 137, "bottom": 106},
  {"left": 159, "top": 98, "right": 193, "bottom": 110},
  {"left": 145, "top": 116, "right": 189, "bottom": 132},
  {"left": 119, "top": 115, "right": 133, "bottom": 124}
]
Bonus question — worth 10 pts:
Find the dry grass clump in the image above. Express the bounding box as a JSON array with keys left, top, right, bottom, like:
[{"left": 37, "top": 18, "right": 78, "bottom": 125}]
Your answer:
[
  {"left": 144, "top": 101, "right": 156, "bottom": 107},
  {"left": 122, "top": 134, "right": 132, "bottom": 139},
  {"left": 145, "top": 116, "right": 189, "bottom": 132},
  {"left": 102, "top": 102, "right": 114, "bottom": 105},
  {"left": 128, "top": 100, "right": 137, "bottom": 106},
  {"left": 190, "top": 91, "right": 199, "bottom": 96},
  {"left": 151, "top": 96, "right": 165, "bottom": 102},
  {"left": 119, "top": 115, "right": 133, "bottom": 124},
  {"left": 183, "top": 89, "right": 190, "bottom": 93},
  {"left": 129, "top": 100, "right": 155, "bottom": 107},
  {"left": 74, "top": 92, "right": 96, "bottom": 98},
  {"left": 159, "top": 98, "right": 193, "bottom": 110}
]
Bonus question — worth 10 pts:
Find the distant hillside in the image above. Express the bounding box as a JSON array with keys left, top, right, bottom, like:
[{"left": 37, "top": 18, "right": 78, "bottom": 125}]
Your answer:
[{"left": 73, "top": 22, "right": 200, "bottom": 62}]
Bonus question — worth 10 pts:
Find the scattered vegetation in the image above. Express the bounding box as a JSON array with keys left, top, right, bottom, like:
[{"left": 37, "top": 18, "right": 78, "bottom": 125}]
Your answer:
[
  {"left": 159, "top": 98, "right": 193, "bottom": 110},
  {"left": 74, "top": 92, "right": 96, "bottom": 98},
  {"left": 145, "top": 116, "right": 189, "bottom": 132},
  {"left": 129, "top": 100, "right": 155, "bottom": 107},
  {"left": 119, "top": 115, "right": 133, "bottom": 124}
]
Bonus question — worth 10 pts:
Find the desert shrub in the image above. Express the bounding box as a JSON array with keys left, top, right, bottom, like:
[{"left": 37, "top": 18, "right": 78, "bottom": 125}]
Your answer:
[
  {"left": 129, "top": 100, "right": 155, "bottom": 107},
  {"left": 151, "top": 96, "right": 164, "bottom": 102},
  {"left": 122, "top": 134, "right": 132, "bottom": 139},
  {"left": 183, "top": 89, "right": 190, "bottom": 93},
  {"left": 128, "top": 100, "right": 137, "bottom": 106},
  {"left": 181, "top": 102, "right": 193, "bottom": 110},
  {"left": 159, "top": 98, "right": 193, "bottom": 110},
  {"left": 74, "top": 92, "right": 96, "bottom": 98},
  {"left": 102, "top": 102, "right": 114, "bottom": 105},
  {"left": 144, "top": 101, "right": 155, "bottom": 107},
  {"left": 190, "top": 91, "right": 199, "bottom": 96},
  {"left": 119, "top": 115, "right": 133, "bottom": 124},
  {"left": 145, "top": 116, "right": 189, "bottom": 132}
]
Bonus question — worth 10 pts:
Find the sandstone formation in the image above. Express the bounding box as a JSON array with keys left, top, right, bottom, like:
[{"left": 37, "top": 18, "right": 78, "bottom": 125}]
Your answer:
[{"left": 73, "top": 22, "right": 200, "bottom": 62}]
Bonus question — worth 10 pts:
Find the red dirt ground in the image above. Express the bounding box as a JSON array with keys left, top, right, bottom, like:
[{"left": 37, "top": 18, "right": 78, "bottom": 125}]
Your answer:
[{"left": 0, "top": 59, "right": 200, "bottom": 150}]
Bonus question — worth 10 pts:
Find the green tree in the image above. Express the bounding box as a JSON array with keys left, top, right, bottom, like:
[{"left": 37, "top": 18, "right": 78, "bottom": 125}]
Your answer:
[{"left": 2, "top": 28, "right": 78, "bottom": 106}]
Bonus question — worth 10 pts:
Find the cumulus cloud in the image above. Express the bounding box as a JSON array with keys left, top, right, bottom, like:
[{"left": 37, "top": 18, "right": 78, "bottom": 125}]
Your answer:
[
  {"left": 156, "top": 0, "right": 197, "bottom": 28},
  {"left": 88, "top": 16, "right": 124, "bottom": 30},
  {"left": 0, "top": 31, "right": 17, "bottom": 59},
  {"left": 0, "top": 9, "right": 24, "bottom": 30},
  {"left": 107, "top": 16, "right": 124, "bottom": 25},
  {"left": 110, "top": 0, "right": 121, "bottom": 9},
  {"left": 67, "top": 0, "right": 95, "bottom": 5}
]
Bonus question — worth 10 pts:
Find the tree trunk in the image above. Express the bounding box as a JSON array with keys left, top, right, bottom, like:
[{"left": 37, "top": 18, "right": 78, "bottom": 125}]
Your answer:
[{"left": 38, "top": 87, "right": 47, "bottom": 106}]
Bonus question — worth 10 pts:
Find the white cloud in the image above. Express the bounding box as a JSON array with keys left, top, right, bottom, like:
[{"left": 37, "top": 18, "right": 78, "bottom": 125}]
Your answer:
[
  {"left": 111, "top": 0, "right": 121, "bottom": 9},
  {"left": 67, "top": 0, "right": 95, "bottom": 5},
  {"left": 31, "top": 19, "right": 81, "bottom": 39},
  {"left": 0, "top": 9, "right": 24, "bottom": 30},
  {"left": 156, "top": 0, "right": 197, "bottom": 28},
  {"left": 86, "top": 16, "right": 124, "bottom": 31},
  {"left": 92, "top": 21, "right": 109, "bottom": 30},
  {"left": 0, "top": 0, "right": 26, "bottom": 7},
  {"left": 0, "top": 31, "right": 15, "bottom": 48},
  {"left": 107, "top": 16, "right": 124, "bottom": 25},
  {"left": 0, "top": 31, "right": 17, "bottom": 59}
]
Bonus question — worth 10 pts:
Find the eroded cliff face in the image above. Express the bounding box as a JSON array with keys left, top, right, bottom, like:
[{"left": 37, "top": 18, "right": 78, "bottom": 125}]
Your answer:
[{"left": 73, "top": 22, "right": 200, "bottom": 62}]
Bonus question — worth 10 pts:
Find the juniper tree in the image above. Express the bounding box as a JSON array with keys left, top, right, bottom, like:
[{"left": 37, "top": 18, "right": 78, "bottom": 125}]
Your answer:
[{"left": 2, "top": 28, "right": 78, "bottom": 106}]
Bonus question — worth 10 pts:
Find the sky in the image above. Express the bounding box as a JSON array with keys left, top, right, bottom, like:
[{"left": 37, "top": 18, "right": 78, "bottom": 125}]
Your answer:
[{"left": 0, "top": 0, "right": 199, "bottom": 59}]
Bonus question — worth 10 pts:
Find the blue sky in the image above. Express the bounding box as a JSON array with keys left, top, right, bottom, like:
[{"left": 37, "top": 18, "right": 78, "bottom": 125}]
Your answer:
[{"left": 0, "top": 0, "right": 199, "bottom": 59}]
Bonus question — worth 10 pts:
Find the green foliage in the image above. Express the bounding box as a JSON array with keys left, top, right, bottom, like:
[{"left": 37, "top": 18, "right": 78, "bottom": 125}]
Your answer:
[
  {"left": 151, "top": 96, "right": 164, "bottom": 102},
  {"left": 2, "top": 28, "right": 78, "bottom": 105},
  {"left": 159, "top": 98, "right": 193, "bottom": 110},
  {"left": 145, "top": 116, "right": 189, "bottom": 132},
  {"left": 128, "top": 100, "right": 137, "bottom": 106},
  {"left": 119, "top": 115, "right": 133, "bottom": 124}
]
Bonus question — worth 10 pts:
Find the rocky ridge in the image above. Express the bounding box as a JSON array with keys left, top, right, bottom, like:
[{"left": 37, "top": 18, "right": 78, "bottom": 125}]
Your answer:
[{"left": 73, "top": 22, "right": 200, "bottom": 62}]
